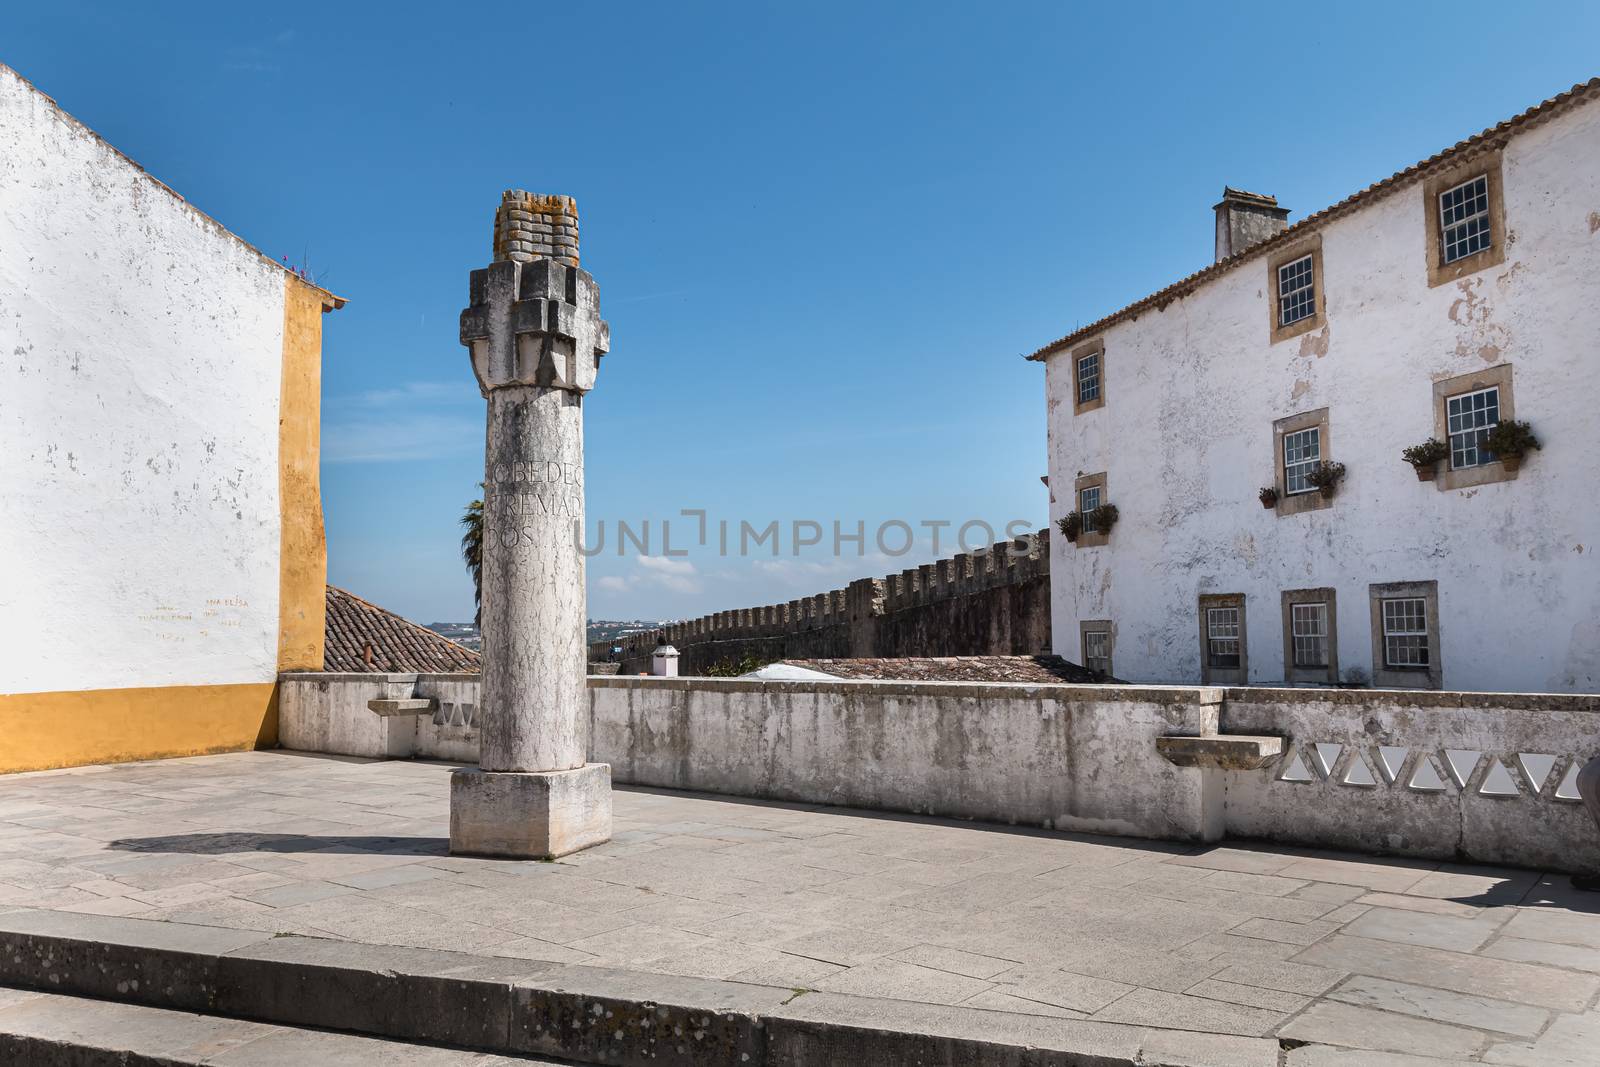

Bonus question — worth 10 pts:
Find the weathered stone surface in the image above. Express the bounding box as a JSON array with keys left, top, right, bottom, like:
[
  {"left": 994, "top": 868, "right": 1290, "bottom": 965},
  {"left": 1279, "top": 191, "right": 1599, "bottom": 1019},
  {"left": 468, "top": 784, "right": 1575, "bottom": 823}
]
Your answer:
[
  {"left": 1325, "top": 974, "right": 1549, "bottom": 1038},
  {"left": 508, "top": 966, "right": 782, "bottom": 1066},
  {"left": 368, "top": 698, "right": 437, "bottom": 717},
  {"left": 1, "top": 752, "right": 1596, "bottom": 1064},
  {"left": 1277, "top": 1000, "right": 1486, "bottom": 1058},
  {"left": 454, "top": 191, "right": 614, "bottom": 858},
  {"left": 0, "top": 988, "right": 555, "bottom": 1065},
  {"left": 0, "top": 908, "right": 271, "bottom": 1011},
  {"left": 450, "top": 764, "right": 613, "bottom": 859},
  {"left": 1156, "top": 734, "right": 1283, "bottom": 769},
  {"left": 477, "top": 385, "right": 590, "bottom": 773},
  {"left": 215, "top": 935, "right": 551, "bottom": 1049}
]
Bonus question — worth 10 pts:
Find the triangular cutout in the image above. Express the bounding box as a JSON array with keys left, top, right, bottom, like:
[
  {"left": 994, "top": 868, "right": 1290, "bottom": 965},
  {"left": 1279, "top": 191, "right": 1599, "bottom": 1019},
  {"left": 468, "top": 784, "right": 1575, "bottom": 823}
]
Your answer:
[
  {"left": 1409, "top": 756, "right": 1448, "bottom": 793},
  {"left": 1444, "top": 749, "right": 1482, "bottom": 789},
  {"left": 1378, "top": 746, "right": 1409, "bottom": 784},
  {"left": 1554, "top": 762, "right": 1584, "bottom": 802},
  {"left": 1312, "top": 743, "right": 1344, "bottom": 779},
  {"left": 1280, "top": 750, "right": 1315, "bottom": 783},
  {"left": 1341, "top": 752, "right": 1378, "bottom": 788},
  {"left": 1478, "top": 760, "right": 1521, "bottom": 798},
  {"left": 1517, "top": 753, "right": 1557, "bottom": 795}
]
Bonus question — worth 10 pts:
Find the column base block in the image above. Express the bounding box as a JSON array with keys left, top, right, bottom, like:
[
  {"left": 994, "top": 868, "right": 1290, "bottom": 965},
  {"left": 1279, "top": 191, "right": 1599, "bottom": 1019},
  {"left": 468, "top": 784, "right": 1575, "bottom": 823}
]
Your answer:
[{"left": 449, "top": 763, "right": 613, "bottom": 859}]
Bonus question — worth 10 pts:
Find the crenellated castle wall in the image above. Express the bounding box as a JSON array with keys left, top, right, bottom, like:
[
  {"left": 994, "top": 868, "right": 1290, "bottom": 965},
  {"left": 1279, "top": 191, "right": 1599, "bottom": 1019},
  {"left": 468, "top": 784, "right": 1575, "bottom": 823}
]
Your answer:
[{"left": 590, "top": 530, "right": 1053, "bottom": 674}]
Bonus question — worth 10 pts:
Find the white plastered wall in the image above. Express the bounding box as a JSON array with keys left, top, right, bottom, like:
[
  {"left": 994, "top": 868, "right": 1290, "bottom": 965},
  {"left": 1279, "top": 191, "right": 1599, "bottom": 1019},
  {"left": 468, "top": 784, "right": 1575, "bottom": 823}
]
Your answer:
[
  {"left": 1046, "top": 100, "right": 1600, "bottom": 693},
  {"left": 0, "top": 65, "right": 286, "bottom": 694}
]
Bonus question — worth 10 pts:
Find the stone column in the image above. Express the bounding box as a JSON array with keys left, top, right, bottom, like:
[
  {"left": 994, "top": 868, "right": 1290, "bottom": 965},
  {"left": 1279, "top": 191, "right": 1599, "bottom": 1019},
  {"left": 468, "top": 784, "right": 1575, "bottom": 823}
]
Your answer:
[{"left": 449, "top": 191, "right": 613, "bottom": 859}]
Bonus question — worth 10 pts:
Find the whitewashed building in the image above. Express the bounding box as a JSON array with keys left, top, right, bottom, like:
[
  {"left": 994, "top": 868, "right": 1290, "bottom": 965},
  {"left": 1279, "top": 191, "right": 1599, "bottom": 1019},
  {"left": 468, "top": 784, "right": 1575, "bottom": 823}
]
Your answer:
[
  {"left": 1034, "top": 80, "right": 1600, "bottom": 694},
  {"left": 0, "top": 63, "right": 342, "bottom": 770}
]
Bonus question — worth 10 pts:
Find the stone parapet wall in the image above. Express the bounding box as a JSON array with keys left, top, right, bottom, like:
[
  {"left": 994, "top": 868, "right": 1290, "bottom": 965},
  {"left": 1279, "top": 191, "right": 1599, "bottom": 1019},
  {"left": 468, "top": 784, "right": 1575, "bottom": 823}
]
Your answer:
[
  {"left": 1220, "top": 687, "right": 1600, "bottom": 871},
  {"left": 593, "top": 530, "right": 1052, "bottom": 673},
  {"left": 278, "top": 672, "right": 1600, "bottom": 871}
]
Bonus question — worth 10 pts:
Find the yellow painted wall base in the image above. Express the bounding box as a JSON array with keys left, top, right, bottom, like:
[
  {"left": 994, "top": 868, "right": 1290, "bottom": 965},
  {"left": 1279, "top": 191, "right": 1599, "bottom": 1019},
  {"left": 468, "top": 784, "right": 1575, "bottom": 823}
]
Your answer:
[{"left": 0, "top": 682, "right": 278, "bottom": 774}]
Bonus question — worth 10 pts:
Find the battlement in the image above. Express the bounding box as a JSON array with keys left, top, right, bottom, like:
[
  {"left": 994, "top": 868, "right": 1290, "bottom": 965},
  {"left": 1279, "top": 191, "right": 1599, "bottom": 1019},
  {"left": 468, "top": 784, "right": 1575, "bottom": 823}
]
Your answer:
[
  {"left": 592, "top": 529, "right": 1052, "bottom": 670},
  {"left": 493, "top": 190, "right": 580, "bottom": 266}
]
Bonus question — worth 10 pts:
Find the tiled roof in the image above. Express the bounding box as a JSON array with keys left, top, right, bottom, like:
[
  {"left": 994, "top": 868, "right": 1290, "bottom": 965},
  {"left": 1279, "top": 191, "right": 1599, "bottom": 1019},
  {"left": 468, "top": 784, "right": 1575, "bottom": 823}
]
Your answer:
[
  {"left": 776, "top": 656, "right": 1108, "bottom": 684},
  {"left": 323, "top": 586, "right": 481, "bottom": 674},
  {"left": 1026, "top": 78, "right": 1600, "bottom": 361}
]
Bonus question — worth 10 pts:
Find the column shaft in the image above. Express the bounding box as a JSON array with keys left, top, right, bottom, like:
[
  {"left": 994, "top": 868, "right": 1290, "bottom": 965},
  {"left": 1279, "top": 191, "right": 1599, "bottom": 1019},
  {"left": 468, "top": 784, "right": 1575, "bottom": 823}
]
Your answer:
[{"left": 479, "top": 385, "right": 587, "bottom": 773}]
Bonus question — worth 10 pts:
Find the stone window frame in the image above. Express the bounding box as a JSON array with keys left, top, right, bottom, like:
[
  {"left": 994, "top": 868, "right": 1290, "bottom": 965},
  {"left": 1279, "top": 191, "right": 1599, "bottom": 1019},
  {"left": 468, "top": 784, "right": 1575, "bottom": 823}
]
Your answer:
[
  {"left": 1072, "top": 339, "right": 1106, "bottom": 415},
  {"left": 1079, "top": 620, "right": 1114, "bottom": 679},
  {"left": 1072, "top": 472, "right": 1110, "bottom": 549},
  {"left": 1267, "top": 234, "right": 1326, "bottom": 344},
  {"left": 1368, "top": 580, "right": 1442, "bottom": 690},
  {"left": 1271, "top": 408, "right": 1332, "bottom": 517},
  {"left": 1424, "top": 150, "right": 1506, "bottom": 288},
  {"left": 1281, "top": 587, "right": 1338, "bottom": 685},
  {"left": 1431, "top": 364, "right": 1516, "bottom": 492},
  {"left": 1198, "top": 593, "right": 1248, "bottom": 685}
]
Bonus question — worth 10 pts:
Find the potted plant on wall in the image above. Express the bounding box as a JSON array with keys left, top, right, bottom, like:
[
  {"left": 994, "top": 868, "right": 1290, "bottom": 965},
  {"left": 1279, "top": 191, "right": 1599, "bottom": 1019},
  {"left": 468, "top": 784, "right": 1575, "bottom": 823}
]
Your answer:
[
  {"left": 1056, "top": 512, "right": 1081, "bottom": 544},
  {"left": 1258, "top": 486, "right": 1279, "bottom": 509},
  {"left": 1057, "top": 504, "right": 1118, "bottom": 543},
  {"left": 1485, "top": 419, "right": 1540, "bottom": 472},
  {"left": 1402, "top": 438, "right": 1448, "bottom": 481},
  {"left": 1306, "top": 461, "right": 1347, "bottom": 500}
]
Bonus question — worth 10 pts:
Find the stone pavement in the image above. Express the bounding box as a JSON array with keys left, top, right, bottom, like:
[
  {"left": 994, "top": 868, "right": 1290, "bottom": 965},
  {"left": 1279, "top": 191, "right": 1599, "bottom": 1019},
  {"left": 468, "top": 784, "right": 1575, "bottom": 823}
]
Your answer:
[{"left": 0, "top": 750, "right": 1597, "bottom": 1064}]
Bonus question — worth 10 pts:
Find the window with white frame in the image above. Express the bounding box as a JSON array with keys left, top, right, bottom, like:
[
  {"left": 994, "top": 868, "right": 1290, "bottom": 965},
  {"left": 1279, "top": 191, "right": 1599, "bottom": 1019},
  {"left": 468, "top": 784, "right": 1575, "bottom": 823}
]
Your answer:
[
  {"left": 1446, "top": 386, "right": 1499, "bottom": 469},
  {"left": 1206, "top": 607, "right": 1241, "bottom": 668},
  {"left": 1291, "top": 602, "right": 1329, "bottom": 668},
  {"left": 1076, "top": 351, "right": 1101, "bottom": 406},
  {"left": 1283, "top": 427, "right": 1321, "bottom": 495},
  {"left": 1439, "top": 175, "right": 1492, "bottom": 265},
  {"left": 1277, "top": 254, "right": 1315, "bottom": 327},
  {"left": 1083, "top": 630, "right": 1111, "bottom": 675},
  {"left": 1078, "top": 486, "right": 1102, "bottom": 533},
  {"left": 1382, "top": 597, "right": 1430, "bottom": 668}
]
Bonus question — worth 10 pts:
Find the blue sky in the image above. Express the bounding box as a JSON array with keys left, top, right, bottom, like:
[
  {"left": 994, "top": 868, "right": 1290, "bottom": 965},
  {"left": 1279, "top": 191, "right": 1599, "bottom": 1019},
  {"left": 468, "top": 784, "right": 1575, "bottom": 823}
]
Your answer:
[{"left": 5, "top": 2, "right": 1596, "bottom": 624}]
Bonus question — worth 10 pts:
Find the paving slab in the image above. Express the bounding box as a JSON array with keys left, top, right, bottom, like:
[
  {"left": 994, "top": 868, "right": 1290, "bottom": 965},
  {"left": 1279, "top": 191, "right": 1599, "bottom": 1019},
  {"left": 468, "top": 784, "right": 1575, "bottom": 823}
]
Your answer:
[
  {"left": 1294, "top": 934, "right": 1599, "bottom": 1012},
  {"left": 1277, "top": 1000, "right": 1487, "bottom": 1058},
  {"left": 0, "top": 750, "right": 1594, "bottom": 1062},
  {"left": 1326, "top": 974, "right": 1551, "bottom": 1037},
  {"left": 1340, "top": 906, "right": 1505, "bottom": 952}
]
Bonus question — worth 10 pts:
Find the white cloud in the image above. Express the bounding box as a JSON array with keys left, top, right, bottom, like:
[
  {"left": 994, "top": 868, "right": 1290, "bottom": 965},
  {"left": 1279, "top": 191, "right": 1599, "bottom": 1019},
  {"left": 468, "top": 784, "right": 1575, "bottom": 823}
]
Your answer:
[
  {"left": 323, "top": 381, "right": 481, "bottom": 463},
  {"left": 595, "top": 556, "right": 702, "bottom": 596},
  {"left": 635, "top": 555, "right": 701, "bottom": 593}
]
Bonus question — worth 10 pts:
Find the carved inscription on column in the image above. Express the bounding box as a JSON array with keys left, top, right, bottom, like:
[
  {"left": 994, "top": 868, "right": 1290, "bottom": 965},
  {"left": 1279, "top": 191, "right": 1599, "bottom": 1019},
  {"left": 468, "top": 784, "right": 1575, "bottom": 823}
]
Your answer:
[{"left": 486, "top": 459, "right": 583, "bottom": 557}]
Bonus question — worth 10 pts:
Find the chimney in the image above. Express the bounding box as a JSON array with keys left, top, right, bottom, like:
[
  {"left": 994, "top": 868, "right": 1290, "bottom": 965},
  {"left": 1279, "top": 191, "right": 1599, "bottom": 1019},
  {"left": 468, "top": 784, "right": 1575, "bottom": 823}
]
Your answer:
[{"left": 1213, "top": 188, "right": 1289, "bottom": 263}]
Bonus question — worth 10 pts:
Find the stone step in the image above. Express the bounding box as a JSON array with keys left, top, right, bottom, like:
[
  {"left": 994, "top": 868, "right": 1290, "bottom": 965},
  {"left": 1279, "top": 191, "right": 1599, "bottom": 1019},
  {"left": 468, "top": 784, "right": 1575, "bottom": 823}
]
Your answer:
[
  {"left": 0, "top": 986, "right": 561, "bottom": 1065},
  {"left": 0, "top": 909, "right": 1281, "bottom": 1067}
]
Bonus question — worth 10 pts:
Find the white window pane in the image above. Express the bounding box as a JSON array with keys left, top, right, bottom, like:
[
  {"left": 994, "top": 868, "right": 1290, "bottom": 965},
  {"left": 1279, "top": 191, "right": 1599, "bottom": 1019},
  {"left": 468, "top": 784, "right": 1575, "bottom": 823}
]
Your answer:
[
  {"left": 1079, "top": 487, "right": 1101, "bottom": 532},
  {"left": 1277, "top": 255, "right": 1315, "bottom": 326},
  {"left": 1283, "top": 427, "right": 1321, "bottom": 495},
  {"left": 1446, "top": 387, "right": 1499, "bottom": 469},
  {"left": 1084, "top": 631, "right": 1110, "bottom": 674},
  {"left": 1382, "top": 597, "right": 1429, "bottom": 667},
  {"left": 1440, "top": 175, "right": 1491, "bottom": 265},
  {"left": 1207, "top": 606, "right": 1241, "bottom": 668},
  {"left": 1291, "top": 602, "right": 1329, "bottom": 668},
  {"left": 1076, "top": 353, "right": 1101, "bottom": 404}
]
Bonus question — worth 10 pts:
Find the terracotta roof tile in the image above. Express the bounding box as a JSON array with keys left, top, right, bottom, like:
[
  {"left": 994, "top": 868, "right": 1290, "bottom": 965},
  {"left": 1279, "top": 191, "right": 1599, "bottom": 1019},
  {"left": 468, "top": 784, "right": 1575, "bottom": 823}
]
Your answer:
[
  {"left": 1026, "top": 78, "right": 1600, "bottom": 361},
  {"left": 323, "top": 585, "right": 481, "bottom": 674}
]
